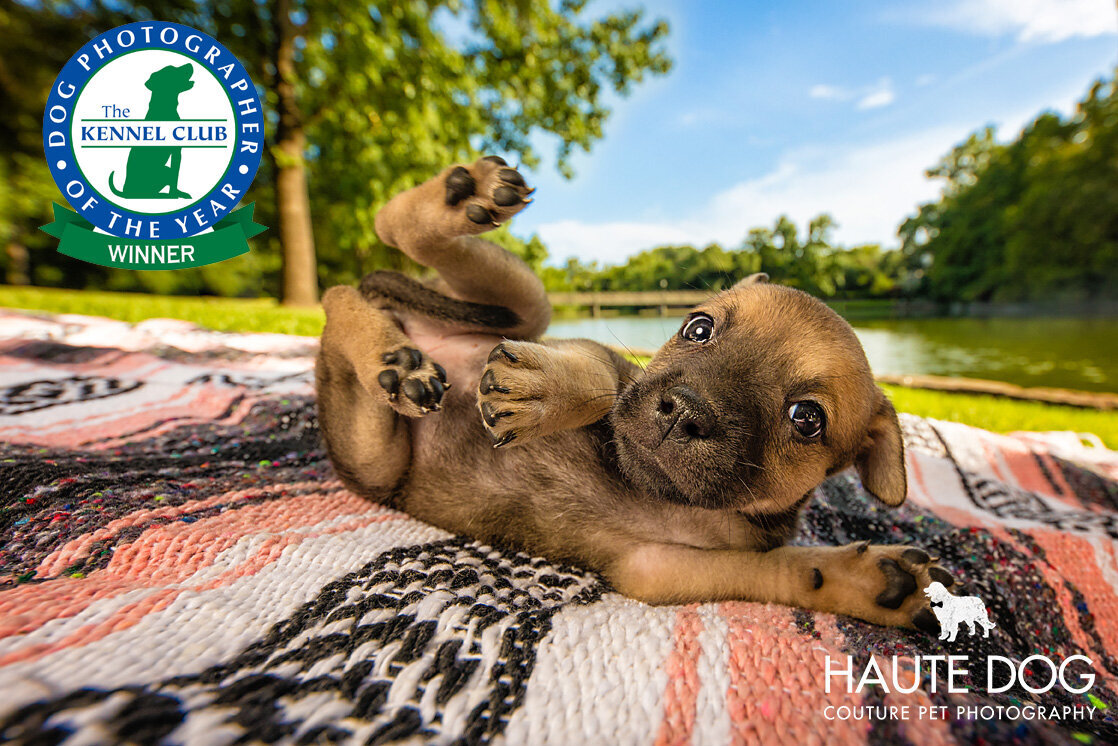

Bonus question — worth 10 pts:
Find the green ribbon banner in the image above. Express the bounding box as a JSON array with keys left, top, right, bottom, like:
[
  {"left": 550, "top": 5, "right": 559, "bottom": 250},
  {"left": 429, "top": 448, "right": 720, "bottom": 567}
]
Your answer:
[{"left": 41, "top": 203, "right": 267, "bottom": 270}]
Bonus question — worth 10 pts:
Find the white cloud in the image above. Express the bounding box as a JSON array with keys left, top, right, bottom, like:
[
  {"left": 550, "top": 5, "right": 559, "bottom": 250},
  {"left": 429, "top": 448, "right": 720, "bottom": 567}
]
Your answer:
[
  {"left": 537, "top": 126, "right": 962, "bottom": 265},
  {"left": 810, "top": 78, "right": 896, "bottom": 110},
  {"left": 809, "top": 84, "right": 850, "bottom": 101},
  {"left": 923, "top": 0, "right": 1117, "bottom": 43},
  {"left": 856, "top": 79, "right": 896, "bottom": 109}
]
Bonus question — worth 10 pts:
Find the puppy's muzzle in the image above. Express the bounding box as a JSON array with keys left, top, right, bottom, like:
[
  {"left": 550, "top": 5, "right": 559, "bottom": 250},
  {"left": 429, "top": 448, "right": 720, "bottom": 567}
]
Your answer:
[{"left": 656, "top": 385, "right": 716, "bottom": 444}]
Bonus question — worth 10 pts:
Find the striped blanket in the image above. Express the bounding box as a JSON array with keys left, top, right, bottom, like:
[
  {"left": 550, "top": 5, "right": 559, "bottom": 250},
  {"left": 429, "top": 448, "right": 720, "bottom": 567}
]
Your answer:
[{"left": 1, "top": 309, "right": 1116, "bottom": 745}]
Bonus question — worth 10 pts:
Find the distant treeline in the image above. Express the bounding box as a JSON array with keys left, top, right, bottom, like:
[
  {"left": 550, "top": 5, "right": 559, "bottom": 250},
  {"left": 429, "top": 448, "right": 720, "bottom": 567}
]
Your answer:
[
  {"left": 537, "top": 215, "right": 903, "bottom": 299},
  {"left": 537, "top": 71, "right": 1117, "bottom": 303}
]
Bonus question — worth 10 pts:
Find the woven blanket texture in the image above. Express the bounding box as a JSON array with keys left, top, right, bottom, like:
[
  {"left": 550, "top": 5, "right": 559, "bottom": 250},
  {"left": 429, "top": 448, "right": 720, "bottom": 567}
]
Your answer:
[{"left": 1, "top": 309, "right": 1116, "bottom": 746}]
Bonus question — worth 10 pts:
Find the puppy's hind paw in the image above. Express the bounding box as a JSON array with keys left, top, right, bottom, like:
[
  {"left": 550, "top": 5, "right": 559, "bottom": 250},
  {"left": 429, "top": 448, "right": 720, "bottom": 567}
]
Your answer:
[
  {"left": 443, "top": 156, "right": 534, "bottom": 236},
  {"left": 378, "top": 346, "right": 449, "bottom": 417}
]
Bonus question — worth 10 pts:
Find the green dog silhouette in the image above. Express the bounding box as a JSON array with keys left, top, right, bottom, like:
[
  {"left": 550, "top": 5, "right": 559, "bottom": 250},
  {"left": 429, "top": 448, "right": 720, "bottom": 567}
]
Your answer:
[{"left": 109, "top": 63, "right": 195, "bottom": 200}]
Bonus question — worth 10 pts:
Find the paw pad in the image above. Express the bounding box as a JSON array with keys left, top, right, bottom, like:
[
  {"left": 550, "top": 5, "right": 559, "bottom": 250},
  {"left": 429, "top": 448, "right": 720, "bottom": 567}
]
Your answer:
[
  {"left": 441, "top": 157, "right": 533, "bottom": 233},
  {"left": 445, "top": 166, "right": 476, "bottom": 206},
  {"left": 378, "top": 346, "right": 449, "bottom": 415},
  {"left": 875, "top": 558, "right": 918, "bottom": 610},
  {"left": 466, "top": 205, "right": 494, "bottom": 225}
]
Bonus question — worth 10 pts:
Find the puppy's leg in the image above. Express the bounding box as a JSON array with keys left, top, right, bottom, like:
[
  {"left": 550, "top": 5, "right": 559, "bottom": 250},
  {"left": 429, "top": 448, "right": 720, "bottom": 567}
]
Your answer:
[
  {"left": 476, "top": 339, "right": 637, "bottom": 446},
  {"left": 608, "top": 542, "right": 955, "bottom": 632},
  {"left": 316, "top": 286, "right": 449, "bottom": 500},
  {"left": 374, "top": 157, "right": 548, "bottom": 339}
]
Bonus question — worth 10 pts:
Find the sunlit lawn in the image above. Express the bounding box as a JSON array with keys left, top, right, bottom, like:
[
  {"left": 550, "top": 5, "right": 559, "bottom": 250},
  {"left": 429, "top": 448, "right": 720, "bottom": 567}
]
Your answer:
[
  {"left": 2, "top": 285, "right": 1114, "bottom": 448},
  {"left": 0, "top": 285, "right": 325, "bottom": 336}
]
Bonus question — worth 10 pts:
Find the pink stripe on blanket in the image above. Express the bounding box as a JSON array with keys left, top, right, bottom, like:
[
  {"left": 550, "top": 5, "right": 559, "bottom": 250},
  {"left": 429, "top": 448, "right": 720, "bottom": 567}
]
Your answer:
[
  {"left": 655, "top": 605, "right": 703, "bottom": 746},
  {"left": 35, "top": 481, "right": 346, "bottom": 578},
  {"left": 0, "top": 491, "right": 385, "bottom": 638},
  {"left": 989, "top": 527, "right": 1118, "bottom": 694},
  {"left": 91, "top": 393, "right": 261, "bottom": 449},
  {"left": 0, "top": 511, "right": 401, "bottom": 666},
  {"left": 1026, "top": 530, "right": 1118, "bottom": 655},
  {"left": 0, "top": 589, "right": 181, "bottom": 668},
  {"left": 0, "top": 350, "right": 170, "bottom": 378},
  {"left": 721, "top": 603, "right": 867, "bottom": 745},
  {"left": 0, "top": 386, "right": 251, "bottom": 448},
  {"left": 993, "top": 435, "right": 1079, "bottom": 507}
]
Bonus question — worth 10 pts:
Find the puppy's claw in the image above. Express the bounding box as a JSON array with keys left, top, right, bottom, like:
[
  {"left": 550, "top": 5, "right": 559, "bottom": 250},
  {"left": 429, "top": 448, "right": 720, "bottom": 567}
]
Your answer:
[
  {"left": 481, "top": 401, "right": 511, "bottom": 427},
  {"left": 492, "top": 432, "right": 516, "bottom": 448},
  {"left": 488, "top": 344, "right": 518, "bottom": 364},
  {"left": 479, "top": 369, "right": 510, "bottom": 395}
]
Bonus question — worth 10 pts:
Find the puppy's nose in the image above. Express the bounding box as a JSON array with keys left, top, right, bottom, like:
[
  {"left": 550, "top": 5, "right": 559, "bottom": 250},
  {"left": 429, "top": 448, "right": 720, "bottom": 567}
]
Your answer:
[{"left": 656, "top": 385, "right": 715, "bottom": 442}]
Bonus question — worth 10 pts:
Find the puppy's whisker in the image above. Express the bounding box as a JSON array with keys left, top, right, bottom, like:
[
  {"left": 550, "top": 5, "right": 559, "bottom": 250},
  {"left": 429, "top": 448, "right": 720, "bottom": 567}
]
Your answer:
[
  {"left": 567, "top": 346, "right": 646, "bottom": 378},
  {"left": 600, "top": 328, "right": 648, "bottom": 373}
]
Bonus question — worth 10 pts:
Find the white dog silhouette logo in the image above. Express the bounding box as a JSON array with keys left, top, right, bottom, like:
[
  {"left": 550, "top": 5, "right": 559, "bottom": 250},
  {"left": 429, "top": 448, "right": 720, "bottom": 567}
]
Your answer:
[{"left": 924, "top": 582, "right": 996, "bottom": 641}]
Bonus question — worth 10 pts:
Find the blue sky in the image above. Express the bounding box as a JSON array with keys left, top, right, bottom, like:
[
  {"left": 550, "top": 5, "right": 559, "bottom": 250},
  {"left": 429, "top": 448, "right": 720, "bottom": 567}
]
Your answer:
[{"left": 508, "top": 0, "right": 1118, "bottom": 266}]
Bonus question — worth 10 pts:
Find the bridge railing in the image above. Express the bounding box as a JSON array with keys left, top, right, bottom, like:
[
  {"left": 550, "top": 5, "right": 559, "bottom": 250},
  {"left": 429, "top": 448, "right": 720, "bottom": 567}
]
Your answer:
[{"left": 546, "top": 290, "right": 715, "bottom": 316}]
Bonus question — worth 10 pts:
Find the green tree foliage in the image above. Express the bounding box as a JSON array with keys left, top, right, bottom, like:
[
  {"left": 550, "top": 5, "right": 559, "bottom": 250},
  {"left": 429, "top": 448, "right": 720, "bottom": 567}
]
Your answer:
[
  {"left": 899, "top": 72, "right": 1118, "bottom": 303},
  {"left": 0, "top": 0, "right": 671, "bottom": 300},
  {"left": 544, "top": 214, "right": 906, "bottom": 299}
]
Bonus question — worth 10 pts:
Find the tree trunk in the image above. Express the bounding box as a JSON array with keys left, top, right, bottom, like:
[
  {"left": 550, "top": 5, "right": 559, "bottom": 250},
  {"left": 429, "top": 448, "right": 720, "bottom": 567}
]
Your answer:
[
  {"left": 273, "top": 0, "right": 318, "bottom": 306},
  {"left": 6, "top": 241, "right": 29, "bottom": 285}
]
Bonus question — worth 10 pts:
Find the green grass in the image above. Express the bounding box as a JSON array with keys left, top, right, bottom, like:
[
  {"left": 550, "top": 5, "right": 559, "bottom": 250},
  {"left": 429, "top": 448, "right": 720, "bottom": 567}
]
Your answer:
[
  {"left": 2, "top": 285, "right": 1114, "bottom": 448},
  {"left": 0, "top": 285, "right": 324, "bottom": 336},
  {"left": 881, "top": 385, "right": 1116, "bottom": 449}
]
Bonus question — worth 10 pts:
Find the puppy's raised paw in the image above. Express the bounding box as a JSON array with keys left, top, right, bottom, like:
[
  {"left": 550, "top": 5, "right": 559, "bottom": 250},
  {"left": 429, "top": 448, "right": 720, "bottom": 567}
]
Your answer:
[
  {"left": 444, "top": 156, "right": 534, "bottom": 236},
  {"left": 378, "top": 346, "right": 449, "bottom": 417}
]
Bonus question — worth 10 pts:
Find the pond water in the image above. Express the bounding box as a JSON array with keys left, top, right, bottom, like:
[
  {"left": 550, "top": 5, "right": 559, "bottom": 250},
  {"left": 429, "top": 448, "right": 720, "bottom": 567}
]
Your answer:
[{"left": 546, "top": 315, "right": 1118, "bottom": 393}]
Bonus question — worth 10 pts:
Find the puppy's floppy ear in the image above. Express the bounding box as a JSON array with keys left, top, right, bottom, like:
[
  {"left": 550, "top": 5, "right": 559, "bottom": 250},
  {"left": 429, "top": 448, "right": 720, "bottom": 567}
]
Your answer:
[
  {"left": 855, "top": 392, "right": 907, "bottom": 506},
  {"left": 732, "top": 272, "right": 769, "bottom": 289}
]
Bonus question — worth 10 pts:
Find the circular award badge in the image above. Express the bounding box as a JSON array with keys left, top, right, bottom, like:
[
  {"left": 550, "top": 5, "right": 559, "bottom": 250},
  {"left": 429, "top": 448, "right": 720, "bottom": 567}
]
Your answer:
[{"left": 42, "top": 21, "right": 266, "bottom": 268}]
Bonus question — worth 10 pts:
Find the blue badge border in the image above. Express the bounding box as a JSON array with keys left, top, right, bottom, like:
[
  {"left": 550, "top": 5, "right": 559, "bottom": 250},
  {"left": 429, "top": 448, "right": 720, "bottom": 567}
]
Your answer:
[{"left": 43, "top": 21, "right": 264, "bottom": 240}]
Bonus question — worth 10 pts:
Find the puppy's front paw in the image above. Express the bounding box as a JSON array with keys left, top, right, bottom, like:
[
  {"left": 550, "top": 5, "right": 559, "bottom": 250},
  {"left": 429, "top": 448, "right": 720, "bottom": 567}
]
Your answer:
[
  {"left": 378, "top": 346, "right": 449, "bottom": 417},
  {"left": 477, "top": 342, "right": 549, "bottom": 447},
  {"left": 815, "top": 542, "right": 956, "bottom": 633}
]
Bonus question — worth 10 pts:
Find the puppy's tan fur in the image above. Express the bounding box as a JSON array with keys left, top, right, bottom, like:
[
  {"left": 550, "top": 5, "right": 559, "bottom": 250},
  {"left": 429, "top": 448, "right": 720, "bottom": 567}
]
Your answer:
[{"left": 316, "top": 157, "right": 950, "bottom": 631}]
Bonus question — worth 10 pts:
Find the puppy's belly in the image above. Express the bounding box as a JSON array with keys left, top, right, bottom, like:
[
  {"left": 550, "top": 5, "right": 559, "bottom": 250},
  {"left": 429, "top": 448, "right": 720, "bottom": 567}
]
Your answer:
[{"left": 402, "top": 320, "right": 499, "bottom": 392}]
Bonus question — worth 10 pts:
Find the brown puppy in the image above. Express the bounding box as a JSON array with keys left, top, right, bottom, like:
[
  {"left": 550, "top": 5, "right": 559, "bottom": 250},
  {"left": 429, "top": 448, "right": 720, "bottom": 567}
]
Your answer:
[{"left": 316, "top": 157, "right": 951, "bottom": 632}]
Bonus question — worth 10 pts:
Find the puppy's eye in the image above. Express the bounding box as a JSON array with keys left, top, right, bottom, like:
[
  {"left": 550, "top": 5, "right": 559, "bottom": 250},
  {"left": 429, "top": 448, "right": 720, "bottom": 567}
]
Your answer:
[
  {"left": 681, "top": 314, "right": 715, "bottom": 343},
  {"left": 789, "top": 401, "right": 825, "bottom": 439}
]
